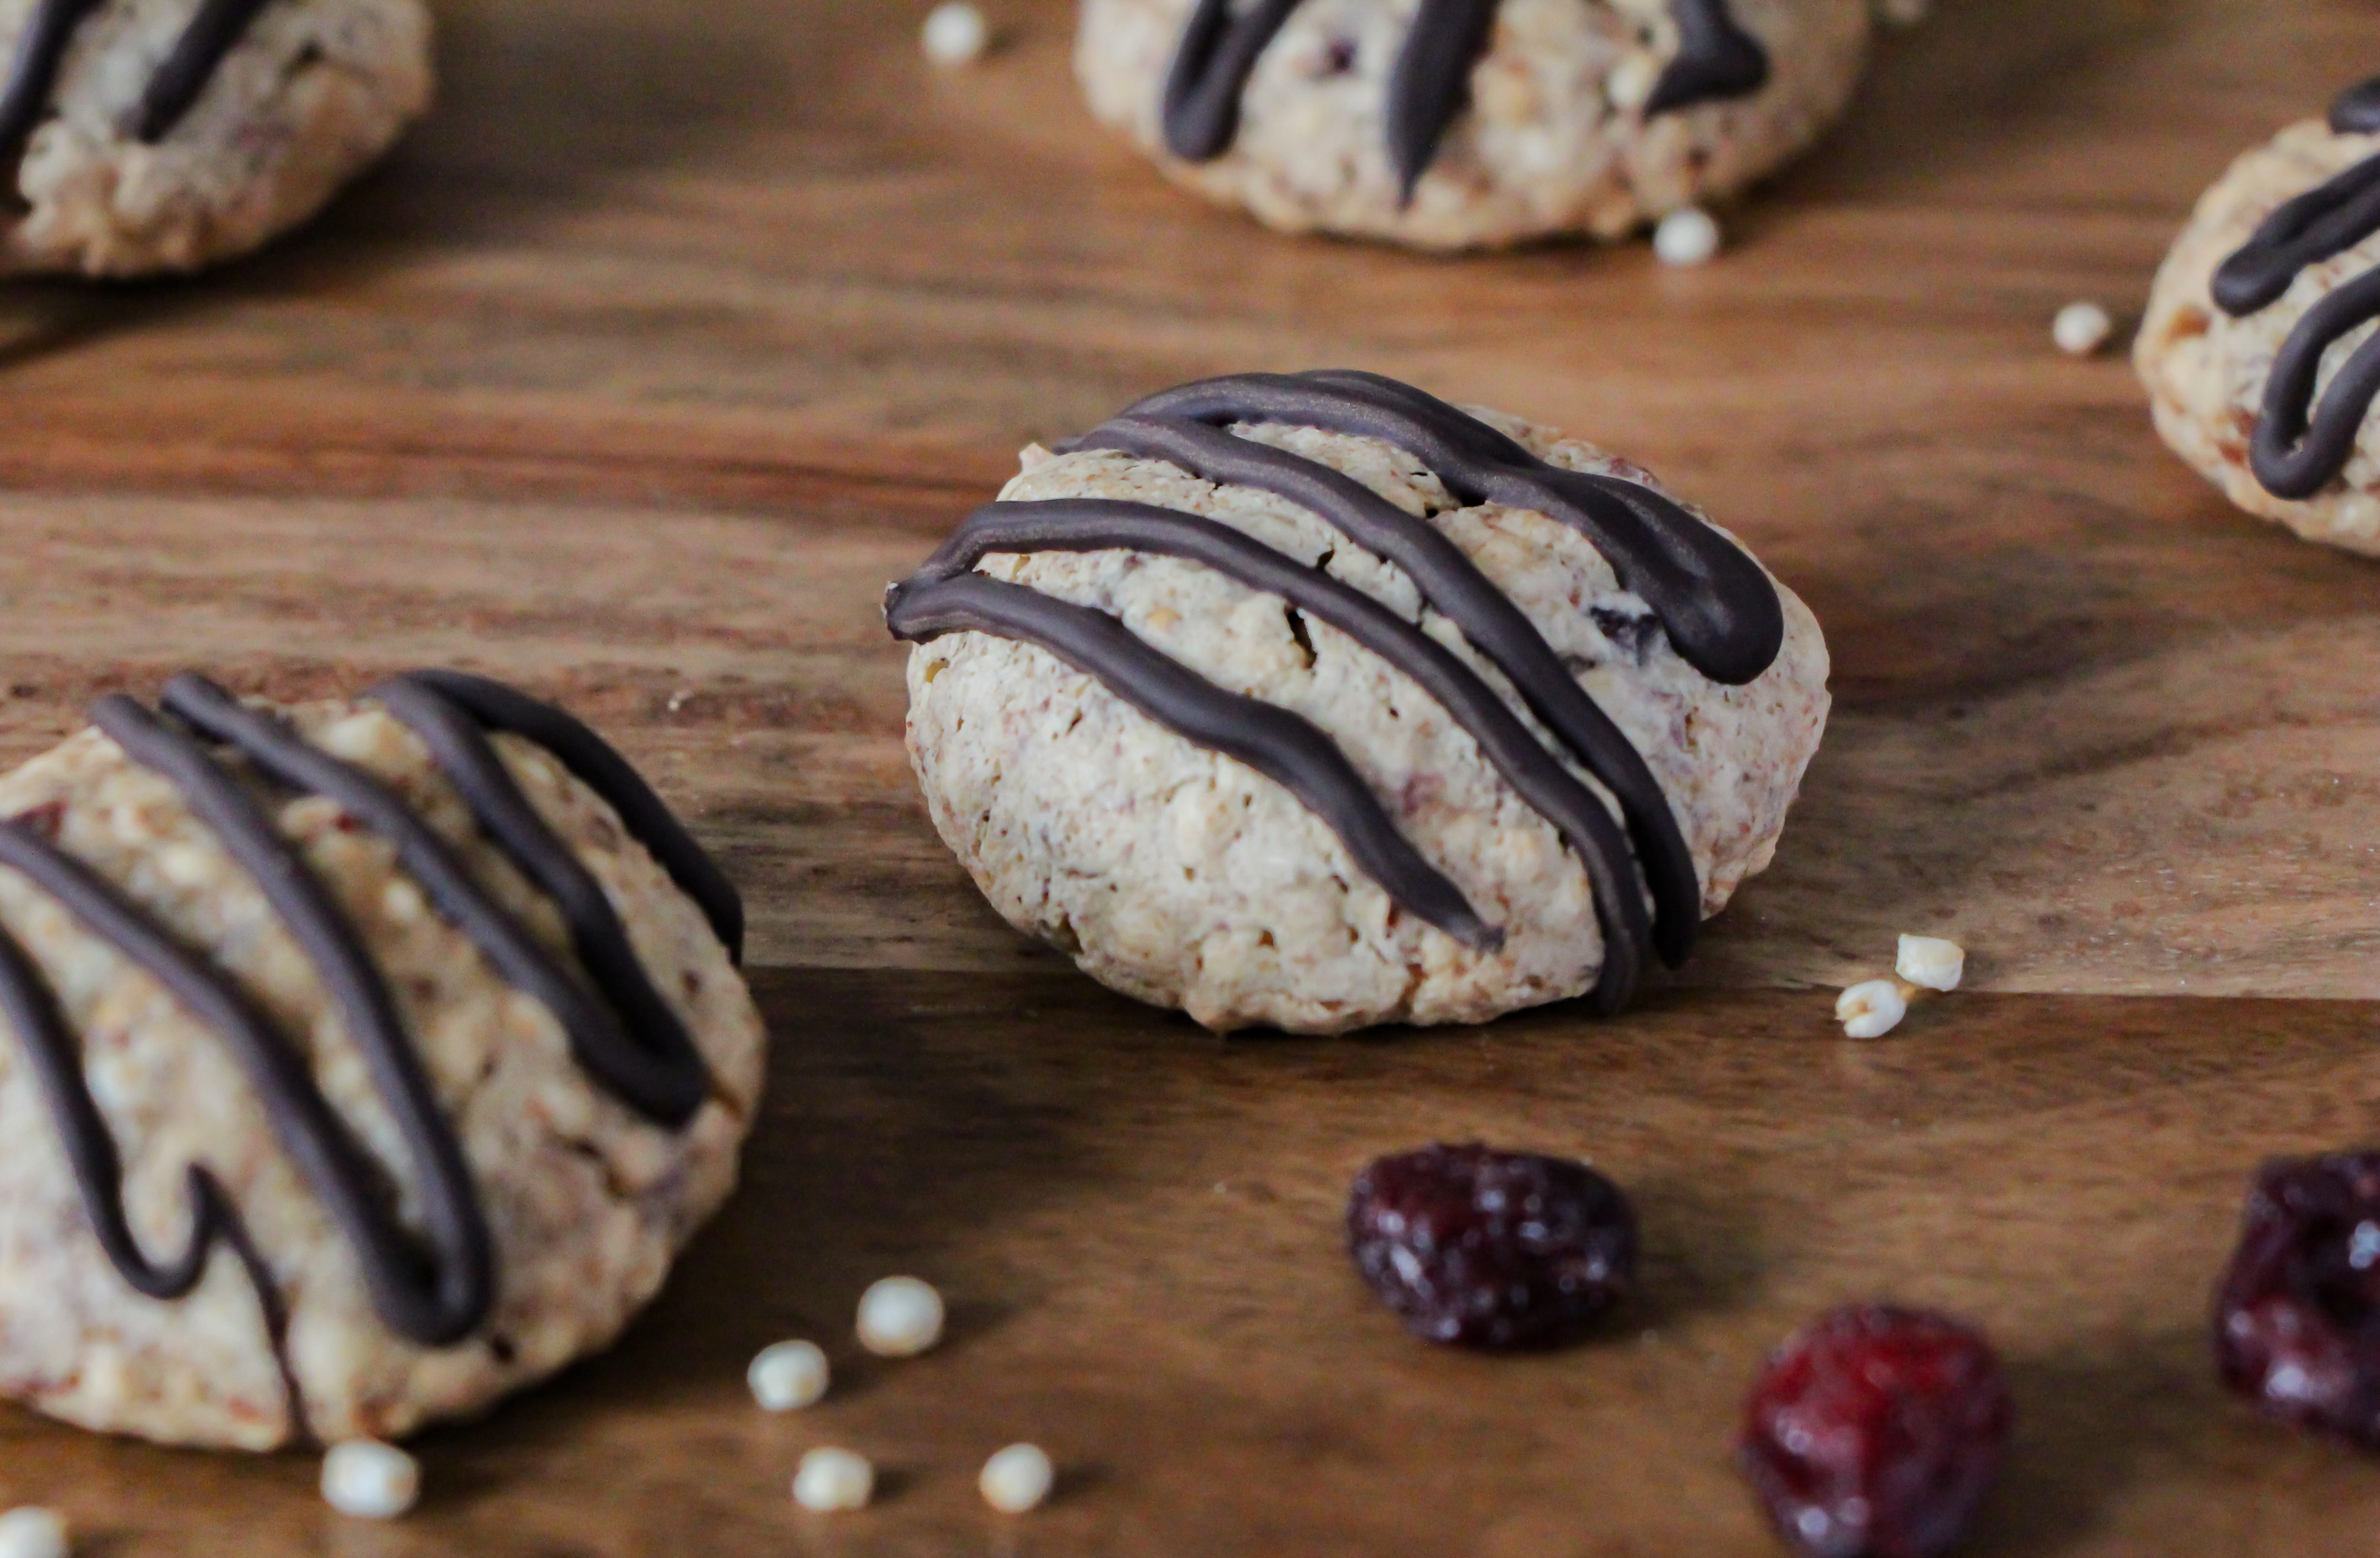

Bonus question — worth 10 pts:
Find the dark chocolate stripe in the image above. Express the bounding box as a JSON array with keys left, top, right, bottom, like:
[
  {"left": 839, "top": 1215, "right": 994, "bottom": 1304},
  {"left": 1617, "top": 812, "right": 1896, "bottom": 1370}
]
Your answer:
[
  {"left": 1, "top": 0, "right": 273, "bottom": 183},
  {"left": 136, "top": 0, "right": 272, "bottom": 141},
  {"left": 2334, "top": 76, "right": 2380, "bottom": 136},
  {"left": 2211, "top": 153, "right": 2380, "bottom": 319},
  {"left": 1157, "top": 0, "right": 1767, "bottom": 191},
  {"left": 89, "top": 694, "right": 494, "bottom": 1345},
  {"left": 0, "top": 912, "right": 223, "bottom": 1300},
  {"left": 2211, "top": 77, "right": 2380, "bottom": 498},
  {"left": 916, "top": 497, "right": 1651, "bottom": 1007},
  {"left": 1643, "top": 0, "right": 1770, "bottom": 116},
  {"left": 1160, "top": 0, "right": 1300, "bottom": 162},
  {"left": 2246, "top": 265, "right": 2380, "bottom": 499},
  {"left": 1121, "top": 370, "right": 1785, "bottom": 686},
  {"left": 160, "top": 673, "right": 711, "bottom": 1130},
  {"left": 886, "top": 569, "right": 1502, "bottom": 954},
  {"left": 1068, "top": 412, "right": 1699, "bottom": 967},
  {"left": 367, "top": 674, "right": 714, "bottom": 1125},
  {"left": 0, "top": 671, "right": 732, "bottom": 1362},
  {"left": 0, "top": 0, "right": 99, "bottom": 175},
  {"left": 391, "top": 671, "right": 744, "bottom": 964},
  {"left": 1383, "top": 0, "right": 1498, "bottom": 204},
  {"left": 0, "top": 917, "right": 313, "bottom": 1429}
]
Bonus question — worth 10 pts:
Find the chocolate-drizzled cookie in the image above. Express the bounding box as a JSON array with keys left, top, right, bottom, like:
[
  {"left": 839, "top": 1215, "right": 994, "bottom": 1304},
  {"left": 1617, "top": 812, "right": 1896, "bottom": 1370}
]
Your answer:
[
  {"left": 0, "top": 673, "right": 762, "bottom": 1449},
  {"left": 889, "top": 370, "right": 1829, "bottom": 1034},
  {"left": 0, "top": 0, "right": 433, "bottom": 276},
  {"left": 1075, "top": 0, "right": 1874, "bottom": 250},
  {"left": 2140, "top": 75, "right": 2380, "bottom": 554}
]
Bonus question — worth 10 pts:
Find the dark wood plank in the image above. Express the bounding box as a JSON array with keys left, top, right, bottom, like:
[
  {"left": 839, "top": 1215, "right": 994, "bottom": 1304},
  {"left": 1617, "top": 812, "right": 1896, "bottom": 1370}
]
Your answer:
[{"left": 8, "top": 977, "right": 2379, "bottom": 1555}]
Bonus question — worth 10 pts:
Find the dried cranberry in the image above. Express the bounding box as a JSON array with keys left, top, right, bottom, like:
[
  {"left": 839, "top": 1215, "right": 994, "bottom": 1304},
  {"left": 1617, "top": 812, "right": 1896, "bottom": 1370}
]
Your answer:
[
  {"left": 1738, "top": 1306, "right": 2011, "bottom": 1558},
  {"left": 2212, "top": 1150, "right": 2380, "bottom": 1445},
  {"left": 1345, "top": 1143, "right": 1635, "bottom": 1349}
]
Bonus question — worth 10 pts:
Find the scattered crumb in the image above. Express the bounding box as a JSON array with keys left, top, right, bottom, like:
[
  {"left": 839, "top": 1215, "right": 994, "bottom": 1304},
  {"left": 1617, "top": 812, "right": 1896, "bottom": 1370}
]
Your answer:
[
  {"left": 0, "top": 1508, "right": 67, "bottom": 1558},
  {"left": 1896, "top": 935, "right": 1965, "bottom": 992},
  {"left": 1654, "top": 206, "right": 1722, "bottom": 267},
  {"left": 321, "top": 1440, "right": 421, "bottom": 1520},
  {"left": 922, "top": 2, "right": 990, "bottom": 66},
  {"left": 748, "top": 1340, "right": 831, "bottom": 1412},
  {"left": 980, "top": 1443, "right": 1056, "bottom": 1513},
  {"left": 858, "top": 1276, "right": 946, "bottom": 1357},
  {"left": 1836, "top": 979, "right": 1908, "bottom": 1039},
  {"left": 2053, "top": 300, "right": 2114, "bottom": 357},
  {"left": 794, "top": 1448, "right": 875, "bottom": 1512}
]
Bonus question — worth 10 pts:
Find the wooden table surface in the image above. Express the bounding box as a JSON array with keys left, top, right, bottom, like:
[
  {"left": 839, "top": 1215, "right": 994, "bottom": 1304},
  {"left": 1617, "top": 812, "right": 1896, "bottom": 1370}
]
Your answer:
[{"left": 10, "top": 0, "right": 2380, "bottom": 1551}]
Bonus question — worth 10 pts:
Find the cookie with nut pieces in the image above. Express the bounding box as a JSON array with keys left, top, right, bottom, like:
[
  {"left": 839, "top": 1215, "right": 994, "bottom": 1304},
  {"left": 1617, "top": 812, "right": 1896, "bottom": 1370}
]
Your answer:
[{"left": 0, "top": 671, "right": 762, "bottom": 1449}]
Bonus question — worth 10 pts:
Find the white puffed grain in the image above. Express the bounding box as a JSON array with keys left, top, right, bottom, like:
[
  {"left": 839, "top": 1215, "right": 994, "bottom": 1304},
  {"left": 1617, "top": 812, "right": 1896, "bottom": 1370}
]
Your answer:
[
  {"left": 1877, "top": 0, "right": 1929, "bottom": 27},
  {"left": 857, "top": 1276, "right": 945, "bottom": 1357},
  {"left": 2053, "top": 300, "right": 2114, "bottom": 357},
  {"left": 1653, "top": 207, "right": 1722, "bottom": 267},
  {"left": 0, "top": 1507, "right": 68, "bottom": 1558},
  {"left": 922, "top": 2, "right": 990, "bottom": 66},
  {"left": 1896, "top": 935, "right": 1966, "bottom": 992},
  {"left": 1835, "top": 979, "right": 1908, "bottom": 1039},
  {"left": 979, "top": 1443, "right": 1055, "bottom": 1513},
  {"left": 747, "top": 1339, "right": 830, "bottom": 1412},
  {"left": 793, "top": 1448, "right": 874, "bottom": 1512},
  {"left": 321, "top": 1440, "right": 421, "bottom": 1520}
]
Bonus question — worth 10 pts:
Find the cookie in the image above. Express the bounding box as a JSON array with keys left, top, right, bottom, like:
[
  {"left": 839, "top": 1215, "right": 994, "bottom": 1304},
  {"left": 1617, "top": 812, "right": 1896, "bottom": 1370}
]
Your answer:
[
  {"left": 887, "top": 370, "right": 1829, "bottom": 1034},
  {"left": 2137, "top": 75, "right": 2380, "bottom": 555},
  {"left": 0, "top": 672, "right": 763, "bottom": 1449},
  {"left": 1074, "top": 0, "right": 1872, "bottom": 250},
  {"left": 0, "top": 0, "right": 433, "bottom": 277}
]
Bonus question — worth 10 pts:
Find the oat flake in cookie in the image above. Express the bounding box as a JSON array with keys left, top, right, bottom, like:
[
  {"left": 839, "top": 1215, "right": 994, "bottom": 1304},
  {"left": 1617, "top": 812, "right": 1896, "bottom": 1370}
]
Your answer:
[
  {"left": 0, "top": 0, "right": 433, "bottom": 277},
  {"left": 0, "top": 672, "right": 762, "bottom": 1449},
  {"left": 887, "top": 370, "right": 1829, "bottom": 1034},
  {"left": 1073, "top": 0, "right": 1872, "bottom": 250},
  {"left": 2138, "top": 75, "right": 2380, "bottom": 555}
]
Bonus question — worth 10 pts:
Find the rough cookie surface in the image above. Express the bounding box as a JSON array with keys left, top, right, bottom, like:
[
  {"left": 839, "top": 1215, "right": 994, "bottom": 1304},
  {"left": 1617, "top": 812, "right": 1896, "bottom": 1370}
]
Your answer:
[
  {"left": 0, "top": 0, "right": 432, "bottom": 277},
  {"left": 0, "top": 696, "right": 764, "bottom": 1449},
  {"left": 2137, "top": 117, "right": 2380, "bottom": 555},
  {"left": 905, "top": 406, "right": 1830, "bottom": 1033},
  {"left": 1074, "top": 0, "right": 1871, "bottom": 250}
]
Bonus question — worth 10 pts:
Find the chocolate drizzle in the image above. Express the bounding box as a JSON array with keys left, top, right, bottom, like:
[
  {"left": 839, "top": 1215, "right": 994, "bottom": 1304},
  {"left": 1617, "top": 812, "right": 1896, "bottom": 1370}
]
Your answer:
[
  {"left": 2212, "top": 76, "right": 2380, "bottom": 499},
  {"left": 885, "top": 370, "right": 1786, "bottom": 1011},
  {"left": 0, "top": 671, "right": 732, "bottom": 1366},
  {"left": 1642, "top": 0, "right": 1769, "bottom": 117},
  {"left": 1159, "top": 0, "right": 1769, "bottom": 201},
  {"left": 0, "top": 0, "right": 271, "bottom": 178}
]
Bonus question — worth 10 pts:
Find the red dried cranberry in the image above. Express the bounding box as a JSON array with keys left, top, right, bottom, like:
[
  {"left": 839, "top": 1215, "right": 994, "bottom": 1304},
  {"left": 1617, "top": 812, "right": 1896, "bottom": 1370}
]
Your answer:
[
  {"left": 1345, "top": 1143, "right": 1635, "bottom": 1349},
  {"left": 1738, "top": 1306, "right": 2011, "bottom": 1558},
  {"left": 2213, "top": 1150, "right": 2380, "bottom": 1445}
]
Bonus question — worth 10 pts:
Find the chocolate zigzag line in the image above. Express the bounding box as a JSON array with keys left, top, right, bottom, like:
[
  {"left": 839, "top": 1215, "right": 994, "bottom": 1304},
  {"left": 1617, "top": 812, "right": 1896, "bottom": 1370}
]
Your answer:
[
  {"left": 1122, "top": 371, "right": 1784, "bottom": 687},
  {"left": 1064, "top": 411, "right": 1701, "bottom": 969},
  {"left": 1160, "top": 0, "right": 1768, "bottom": 202},
  {"left": 2213, "top": 76, "right": 2380, "bottom": 499},
  {"left": 0, "top": 0, "right": 273, "bottom": 180},
  {"left": 0, "top": 671, "right": 731, "bottom": 1361}
]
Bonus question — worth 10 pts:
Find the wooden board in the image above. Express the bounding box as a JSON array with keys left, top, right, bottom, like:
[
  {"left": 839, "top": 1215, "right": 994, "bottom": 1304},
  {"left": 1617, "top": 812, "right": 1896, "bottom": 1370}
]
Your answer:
[{"left": 9, "top": 0, "right": 2380, "bottom": 1551}]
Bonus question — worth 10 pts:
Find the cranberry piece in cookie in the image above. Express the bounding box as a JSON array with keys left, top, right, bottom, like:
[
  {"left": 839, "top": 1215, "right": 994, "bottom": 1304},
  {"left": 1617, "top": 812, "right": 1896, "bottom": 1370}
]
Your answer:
[
  {"left": 1345, "top": 1143, "right": 1636, "bottom": 1349},
  {"left": 2213, "top": 1151, "right": 2380, "bottom": 1445},
  {"left": 1739, "top": 1306, "right": 2011, "bottom": 1558}
]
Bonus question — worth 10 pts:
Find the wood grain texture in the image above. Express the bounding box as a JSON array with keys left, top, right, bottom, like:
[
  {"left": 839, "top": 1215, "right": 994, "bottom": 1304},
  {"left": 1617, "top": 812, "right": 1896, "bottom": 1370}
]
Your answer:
[{"left": 6, "top": 0, "right": 2380, "bottom": 1550}]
